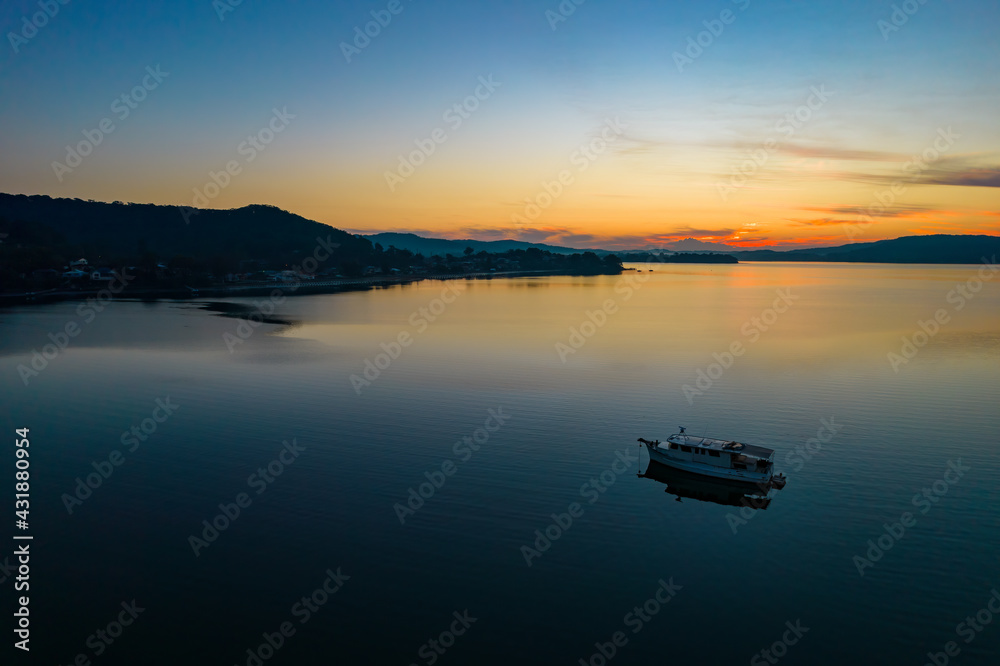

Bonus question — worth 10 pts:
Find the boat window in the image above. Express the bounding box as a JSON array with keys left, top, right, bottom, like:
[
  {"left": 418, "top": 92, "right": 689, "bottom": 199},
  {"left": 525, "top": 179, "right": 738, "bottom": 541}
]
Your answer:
[
  {"left": 680, "top": 446, "right": 691, "bottom": 453},
  {"left": 709, "top": 451, "right": 720, "bottom": 457},
  {"left": 669, "top": 443, "right": 678, "bottom": 450}
]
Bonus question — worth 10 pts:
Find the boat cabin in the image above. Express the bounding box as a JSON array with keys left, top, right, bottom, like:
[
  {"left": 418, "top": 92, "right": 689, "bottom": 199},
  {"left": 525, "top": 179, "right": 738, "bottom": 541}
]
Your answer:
[{"left": 663, "top": 434, "right": 775, "bottom": 473}]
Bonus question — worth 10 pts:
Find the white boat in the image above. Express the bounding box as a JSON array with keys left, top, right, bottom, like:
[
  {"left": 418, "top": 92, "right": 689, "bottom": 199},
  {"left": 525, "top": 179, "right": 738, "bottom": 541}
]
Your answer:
[{"left": 638, "top": 427, "right": 786, "bottom": 488}]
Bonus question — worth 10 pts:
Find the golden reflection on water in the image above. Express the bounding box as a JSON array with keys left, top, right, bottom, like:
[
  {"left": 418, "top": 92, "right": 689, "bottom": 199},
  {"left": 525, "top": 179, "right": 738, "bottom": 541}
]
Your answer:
[{"left": 276, "top": 263, "right": 1000, "bottom": 377}]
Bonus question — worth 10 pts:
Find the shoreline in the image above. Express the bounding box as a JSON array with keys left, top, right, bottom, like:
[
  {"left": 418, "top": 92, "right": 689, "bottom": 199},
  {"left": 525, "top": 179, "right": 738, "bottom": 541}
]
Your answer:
[{"left": 0, "top": 268, "right": 622, "bottom": 307}]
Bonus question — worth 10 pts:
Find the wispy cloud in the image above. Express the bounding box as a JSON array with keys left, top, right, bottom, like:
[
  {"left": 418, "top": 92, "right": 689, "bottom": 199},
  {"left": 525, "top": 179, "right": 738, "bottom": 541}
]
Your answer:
[
  {"left": 829, "top": 155, "right": 1000, "bottom": 189},
  {"left": 609, "top": 133, "right": 669, "bottom": 158},
  {"left": 777, "top": 142, "right": 906, "bottom": 163},
  {"left": 559, "top": 233, "right": 596, "bottom": 244},
  {"left": 923, "top": 166, "right": 1000, "bottom": 188},
  {"left": 647, "top": 226, "right": 738, "bottom": 239},
  {"left": 788, "top": 218, "right": 854, "bottom": 227},
  {"left": 801, "top": 204, "right": 935, "bottom": 219}
]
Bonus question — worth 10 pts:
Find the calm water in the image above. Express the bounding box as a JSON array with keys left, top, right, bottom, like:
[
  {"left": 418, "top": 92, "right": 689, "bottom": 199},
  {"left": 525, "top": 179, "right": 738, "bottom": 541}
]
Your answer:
[{"left": 1, "top": 262, "right": 998, "bottom": 665}]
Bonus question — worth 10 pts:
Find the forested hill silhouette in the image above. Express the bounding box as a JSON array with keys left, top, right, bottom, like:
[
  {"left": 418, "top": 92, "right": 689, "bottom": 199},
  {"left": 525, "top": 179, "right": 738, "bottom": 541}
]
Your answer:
[
  {"left": 0, "top": 194, "right": 623, "bottom": 293},
  {"left": 0, "top": 193, "right": 371, "bottom": 265}
]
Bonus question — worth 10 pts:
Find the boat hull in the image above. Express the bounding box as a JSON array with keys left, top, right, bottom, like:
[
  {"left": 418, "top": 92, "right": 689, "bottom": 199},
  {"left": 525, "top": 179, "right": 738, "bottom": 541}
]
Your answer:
[{"left": 645, "top": 443, "right": 772, "bottom": 484}]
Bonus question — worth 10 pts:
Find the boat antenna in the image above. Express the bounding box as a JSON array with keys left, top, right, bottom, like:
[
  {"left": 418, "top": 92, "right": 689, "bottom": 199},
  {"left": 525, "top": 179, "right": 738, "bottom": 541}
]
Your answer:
[{"left": 678, "top": 426, "right": 686, "bottom": 434}]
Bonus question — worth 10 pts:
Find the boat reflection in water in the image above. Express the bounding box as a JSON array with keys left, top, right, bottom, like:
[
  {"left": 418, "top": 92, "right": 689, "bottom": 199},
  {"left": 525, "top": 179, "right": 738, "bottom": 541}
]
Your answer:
[{"left": 638, "top": 460, "right": 774, "bottom": 509}]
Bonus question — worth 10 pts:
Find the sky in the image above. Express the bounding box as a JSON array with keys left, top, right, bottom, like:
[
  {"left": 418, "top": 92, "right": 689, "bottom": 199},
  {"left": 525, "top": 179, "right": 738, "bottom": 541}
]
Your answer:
[{"left": 1, "top": 0, "right": 998, "bottom": 250}]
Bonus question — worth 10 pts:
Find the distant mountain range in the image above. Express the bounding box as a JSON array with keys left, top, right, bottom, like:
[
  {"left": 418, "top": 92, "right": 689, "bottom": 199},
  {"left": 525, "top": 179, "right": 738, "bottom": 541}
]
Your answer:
[
  {"left": 731, "top": 235, "right": 1000, "bottom": 264},
  {"left": 656, "top": 238, "right": 740, "bottom": 252},
  {"left": 361, "top": 232, "right": 606, "bottom": 256},
  {"left": 361, "top": 233, "right": 737, "bottom": 255},
  {"left": 368, "top": 231, "right": 999, "bottom": 263}
]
